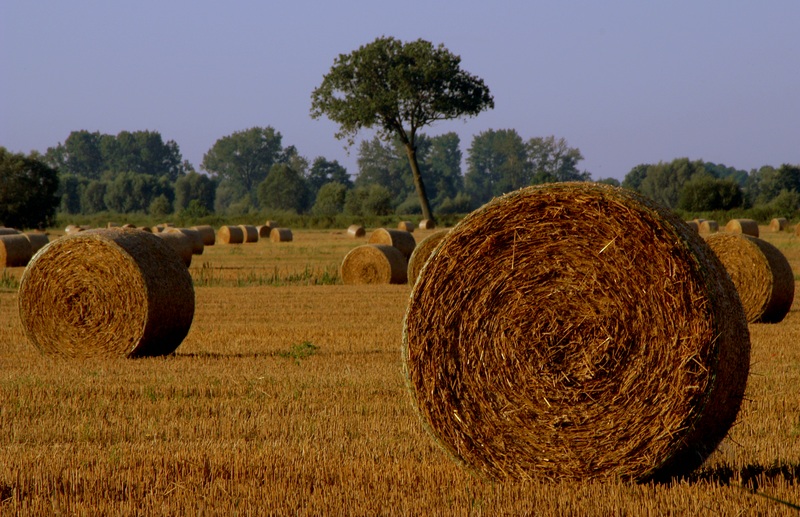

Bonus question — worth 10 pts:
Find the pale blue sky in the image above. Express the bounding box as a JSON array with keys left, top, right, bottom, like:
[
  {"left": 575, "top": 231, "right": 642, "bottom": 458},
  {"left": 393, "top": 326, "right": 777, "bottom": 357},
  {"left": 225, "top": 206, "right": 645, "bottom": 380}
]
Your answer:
[{"left": 2, "top": 1, "right": 799, "bottom": 181}]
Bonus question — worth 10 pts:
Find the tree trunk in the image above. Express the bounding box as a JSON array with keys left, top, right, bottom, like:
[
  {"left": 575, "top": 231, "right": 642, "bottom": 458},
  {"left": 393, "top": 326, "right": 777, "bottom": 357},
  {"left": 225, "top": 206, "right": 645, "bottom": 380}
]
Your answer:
[{"left": 404, "top": 143, "right": 435, "bottom": 223}]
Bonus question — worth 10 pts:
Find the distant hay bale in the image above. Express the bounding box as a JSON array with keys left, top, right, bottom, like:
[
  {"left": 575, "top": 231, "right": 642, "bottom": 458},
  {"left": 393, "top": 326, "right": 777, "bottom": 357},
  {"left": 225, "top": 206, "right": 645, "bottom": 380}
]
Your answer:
[
  {"left": 419, "top": 219, "right": 436, "bottom": 230},
  {"left": 270, "top": 228, "right": 293, "bottom": 242},
  {"left": 699, "top": 220, "right": 719, "bottom": 234},
  {"left": 163, "top": 228, "right": 204, "bottom": 255},
  {"left": 347, "top": 224, "right": 366, "bottom": 238},
  {"left": 0, "top": 234, "right": 33, "bottom": 267},
  {"left": 18, "top": 228, "right": 194, "bottom": 358},
  {"left": 64, "top": 225, "right": 84, "bottom": 235},
  {"left": 257, "top": 225, "right": 271, "bottom": 238},
  {"left": 407, "top": 230, "right": 449, "bottom": 286},
  {"left": 398, "top": 221, "right": 415, "bottom": 232},
  {"left": 0, "top": 227, "right": 21, "bottom": 235},
  {"left": 769, "top": 217, "right": 788, "bottom": 232},
  {"left": 107, "top": 222, "right": 119, "bottom": 228},
  {"left": 121, "top": 223, "right": 136, "bottom": 229},
  {"left": 239, "top": 225, "right": 259, "bottom": 243},
  {"left": 403, "top": 182, "right": 750, "bottom": 482},
  {"left": 685, "top": 220, "right": 699, "bottom": 232},
  {"left": 23, "top": 233, "right": 50, "bottom": 254},
  {"left": 340, "top": 244, "right": 408, "bottom": 284},
  {"left": 368, "top": 228, "right": 416, "bottom": 259},
  {"left": 217, "top": 225, "right": 244, "bottom": 244},
  {"left": 190, "top": 225, "right": 215, "bottom": 246},
  {"left": 704, "top": 233, "right": 794, "bottom": 323},
  {"left": 155, "top": 231, "right": 194, "bottom": 267},
  {"left": 724, "top": 218, "right": 759, "bottom": 237},
  {"left": 264, "top": 220, "right": 279, "bottom": 230}
]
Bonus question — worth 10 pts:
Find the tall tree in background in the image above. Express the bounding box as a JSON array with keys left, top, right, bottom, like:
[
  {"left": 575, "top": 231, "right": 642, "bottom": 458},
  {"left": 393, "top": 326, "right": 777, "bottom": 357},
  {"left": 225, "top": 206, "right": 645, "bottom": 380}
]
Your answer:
[
  {"left": 307, "top": 157, "right": 352, "bottom": 198},
  {"left": 425, "top": 132, "right": 462, "bottom": 208},
  {"left": 311, "top": 36, "right": 494, "bottom": 223},
  {"left": 464, "top": 129, "right": 528, "bottom": 207},
  {"left": 527, "top": 136, "right": 589, "bottom": 184},
  {"left": 0, "top": 148, "right": 59, "bottom": 228},
  {"left": 201, "top": 126, "right": 284, "bottom": 194}
]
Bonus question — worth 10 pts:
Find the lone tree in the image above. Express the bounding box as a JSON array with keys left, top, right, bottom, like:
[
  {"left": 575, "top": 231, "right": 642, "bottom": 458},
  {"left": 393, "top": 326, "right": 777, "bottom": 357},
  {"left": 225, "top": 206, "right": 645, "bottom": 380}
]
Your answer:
[{"left": 311, "top": 36, "right": 494, "bottom": 223}]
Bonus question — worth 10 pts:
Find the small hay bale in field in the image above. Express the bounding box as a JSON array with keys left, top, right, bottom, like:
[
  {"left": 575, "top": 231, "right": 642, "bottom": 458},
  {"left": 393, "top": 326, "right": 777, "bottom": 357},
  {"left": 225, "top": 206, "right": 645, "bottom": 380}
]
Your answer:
[
  {"left": 704, "top": 233, "right": 794, "bottom": 323},
  {"left": 239, "top": 225, "right": 259, "bottom": 243},
  {"left": 407, "top": 230, "right": 449, "bottom": 286},
  {"left": 340, "top": 244, "right": 407, "bottom": 284},
  {"left": 0, "top": 234, "right": 33, "bottom": 267},
  {"left": 155, "top": 231, "right": 194, "bottom": 267},
  {"left": 769, "top": 217, "right": 788, "bottom": 232},
  {"left": 685, "top": 220, "right": 699, "bottom": 232},
  {"left": 270, "top": 228, "right": 293, "bottom": 242},
  {"left": 121, "top": 223, "right": 136, "bottom": 229},
  {"left": 217, "top": 225, "right": 244, "bottom": 244},
  {"left": 347, "top": 224, "right": 366, "bottom": 238},
  {"left": 699, "top": 220, "right": 719, "bottom": 234},
  {"left": 163, "top": 228, "right": 204, "bottom": 255},
  {"left": 18, "top": 228, "right": 194, "bottom": 358},
  {"left": 0, "top": 227, "right": 20, "bottom": 235},
  {"left": 419, "top": 219, "right": 436, "bottom": 230},
  {"left": 264, "top": 220, "right": 279, "bottom": 230},
  {"left": 368, "top": 228, "right": 416, "bottom": 259},
  {"left": 725, "top": 218, "right": 759, "bottom": 237},
  {"left": 257, "top": 225, "right": 271, "bottom": 238},
  {"left": 23, "top": 233, "right": 49, "bottom": 254},
  {"left": 190, "top": 225, "right": 216, "bottom": 246},
  {"left": 398, "top": 220, "right": 415, "bottom": 232},
  {"left": 107, "top": 222, "right": 119, "bottom": 228},
  {"left": 403, "top": 182, "right": 750, "bottom": 482},
  {"left": 64, "top": 225, "right": 84, "bottom": 235}
]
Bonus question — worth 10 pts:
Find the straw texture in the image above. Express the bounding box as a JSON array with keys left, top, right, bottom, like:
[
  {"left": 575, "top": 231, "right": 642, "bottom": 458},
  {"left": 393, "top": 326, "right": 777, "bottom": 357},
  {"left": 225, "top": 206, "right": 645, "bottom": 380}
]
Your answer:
[
  {"left": 704, "top": 233, "right": 794, "bottom": 323},
  {"left": 0, "top": 234, "right": 33, "bottom": 267},
  {"left": 163, "top": 228, "right": 204, "bottom": 255},
  {"left": 217, "top": 225, "right": 244, "bottom": 244},
  {"left": 347, "top": 224, "right": 366, "bottom": 238},
  {"left": 699, "top": 220, "right": 719, "bottom": 234},
  {"left": 769, "top": 217, "right": 788, "bottom": 232},
  {"left": 407, "top": 230, "right": 449, "bottom": 287},
  {"left": 419, "top": 219, "right": 436, "bottom": 230},
  {"left": 155, "top": 232, "right": 194, "bottom": 267},
  {"left": 403, "top": 182, "right": 750, "bottom": 482},
  {"left": 398, "top": 221, "right": 415, "bottom": 232},
  {"left": 340, "top": 244, "right": 408, "bottom": 284},
  {"left": 270, "top": 228, "right": 293, "bottom": 242},
  {"left": 369, "top": 228, "right": 416, "bottom": 259},
  {"left": 724, "top": 219, "right": 759, "bottom": 237},
  {"left": 18, "top": 228, "right": 195, "bottom": 358},
  {"left": 239, "top": 225, "right": 259, "bottom": 243}
]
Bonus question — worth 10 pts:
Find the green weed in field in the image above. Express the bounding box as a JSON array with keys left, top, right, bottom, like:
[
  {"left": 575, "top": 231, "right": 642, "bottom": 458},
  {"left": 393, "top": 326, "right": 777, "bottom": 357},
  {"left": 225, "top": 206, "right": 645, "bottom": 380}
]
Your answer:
[{"left": 277, "top": 341, "right": 319, "bottom": 364}]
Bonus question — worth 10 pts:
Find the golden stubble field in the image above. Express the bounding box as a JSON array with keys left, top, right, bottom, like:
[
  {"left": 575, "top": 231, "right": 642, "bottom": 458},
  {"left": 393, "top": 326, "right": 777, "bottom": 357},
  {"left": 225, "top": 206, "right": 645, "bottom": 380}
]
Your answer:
[{"left": 1, "top": 226, "right": 799, "bottom": 515}]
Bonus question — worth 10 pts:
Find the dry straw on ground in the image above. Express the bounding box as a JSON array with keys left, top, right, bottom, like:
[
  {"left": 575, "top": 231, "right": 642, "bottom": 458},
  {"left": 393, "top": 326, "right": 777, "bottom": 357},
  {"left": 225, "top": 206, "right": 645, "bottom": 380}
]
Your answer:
[
  {"left": 163, "top": 228, "right": 204, "bottom": 255},
  {"left": 347, "top": 224, "right": 366, "bottom": 238},
  {"left": 397, "top": 221, "right": 415, "bottom": 232},
  {"left": 270, "top": 228, "right": 293, "bottom": 242},
  {"left": 704, "top": 233, "right": 794, "bottom": 323},
  {"left": 217, "top": 225, "right": 244, "bottom": 244},
  {"left": 155, "top": 231, "right": 194, "bottom": 267},
  {"left": 23, "top": 233, "right": 50, "bottom": 254},
  {"left": 17, "top": 228, "right": 195, "bottom": 358},
  {"left": 368, "top": 228, "right": 416, "bottom": 259},
  {"left": 769, "top": 217, "right": 788, "bottom": 232},
  {"left": 403, "top": 182, "right": 750, "bottom": 482},
  {"left": 698, "top": 220, "right": 719, "bottom": 234},
  {"left": 340, "top": 244, "right": 408, "bottom": 284},
  {"left": 725, "top": 218, "right": 759, "bottom": 237},
  {"left": 0, "top": 234, "right": 33, "bottom": 267},
  {"left": 407, "top": 230, "right": 449, "bottom": 286},
  {"left": 190, "top": 225, "right": 216, "bottom": 246},
  {"left": 239, "top": 225, "right": 259, "bottom": 243},
  {"left": 419, "top": 219, "right": 436, "bottom": 230}
]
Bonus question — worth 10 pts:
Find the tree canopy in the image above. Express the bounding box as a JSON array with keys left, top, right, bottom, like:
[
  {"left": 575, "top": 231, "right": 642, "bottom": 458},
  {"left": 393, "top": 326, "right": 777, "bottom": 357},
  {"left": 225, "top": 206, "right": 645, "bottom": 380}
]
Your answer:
[
  {"left": 311, "top": 36, "right": 494, "bottom": 222},
  {"left": 202, "top": 126, "right": 284, "bottom": 194},
  {"left": 0, "top": 148, "right": 60, "bottom": 229}
]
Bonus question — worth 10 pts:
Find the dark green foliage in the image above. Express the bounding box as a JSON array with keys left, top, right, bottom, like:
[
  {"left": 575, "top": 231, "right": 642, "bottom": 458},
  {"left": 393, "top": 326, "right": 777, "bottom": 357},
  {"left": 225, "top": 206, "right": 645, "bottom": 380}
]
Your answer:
[
  {"left": 636, "top": 158, "right": 707, "bottom": 208},
  {"left": 202, "top": 127, "right": 284, "bottom": 193},
  {"left": 307, "top": 157, "right": 352, "bottom": 198},
  {"left": 0, "top": 148, "right": 60, "bottom": 229},
  {"left": 464, "top": 129, "right": 528, "bottom": 207},
  {"left": 311, "top": 182, "right": 348, "bottom": 216},
  {"left": 344, "top": 185, "right": 393, "bottom": 216},
  {"left": 257, "top": 163, "right": 310, "bottom": 213},
  {"left": 678, "top": 174, "right": 743, "bottom": 211},
  {"left": 58, "top": 174, "right": 83, "bottom": 214},
  {"left": 174, "top": 171, "right": 216, "bottom": 213},
  {"left": 148, "top": 194, "right": 172, "bottom": 217}
]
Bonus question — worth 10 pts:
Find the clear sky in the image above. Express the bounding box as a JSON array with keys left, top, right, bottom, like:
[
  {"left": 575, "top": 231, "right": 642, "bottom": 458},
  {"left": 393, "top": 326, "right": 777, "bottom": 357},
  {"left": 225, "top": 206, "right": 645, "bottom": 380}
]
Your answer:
[{"left": 2, "top": 1, "right": 799, "bottom": 181}]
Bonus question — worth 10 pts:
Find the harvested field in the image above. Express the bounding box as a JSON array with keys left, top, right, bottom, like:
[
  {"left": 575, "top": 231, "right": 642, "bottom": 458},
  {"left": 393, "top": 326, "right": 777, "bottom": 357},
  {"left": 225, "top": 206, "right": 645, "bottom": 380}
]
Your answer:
[{"left": 0, "top": 226, "right": 799, "bottom": 514}]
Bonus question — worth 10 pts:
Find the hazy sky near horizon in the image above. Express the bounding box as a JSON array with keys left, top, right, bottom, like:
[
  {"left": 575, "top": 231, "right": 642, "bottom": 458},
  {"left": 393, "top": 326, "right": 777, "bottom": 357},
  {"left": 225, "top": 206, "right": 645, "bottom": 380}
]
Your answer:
[{"left": 2, "top": 1, "right": 799, "bottom": 181}]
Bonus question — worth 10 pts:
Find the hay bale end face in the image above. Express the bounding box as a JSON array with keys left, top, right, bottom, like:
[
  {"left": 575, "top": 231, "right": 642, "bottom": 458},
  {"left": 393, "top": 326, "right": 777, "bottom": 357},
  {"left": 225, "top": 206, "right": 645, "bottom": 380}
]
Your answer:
[
  {"left": 419, "top": 219, "right": 436, "bottom": 230},
  {"left": 407, "top": 230, "right": 449, "bottom": 286},
  {"left": 190, "top": 225, "right": 215, "bottom": 246},
  {"left": 239, "top": 225, "right": 259, "bottom": 243},
  {"left": 18, "top": 228, "right": 195, "bottom": 358},
  {"left": 699, "top": 220, "right": 719, "bottom": 234},
  {"left": 398, "top": 221, "right": 415, "bottom": 232},
  {"left": 403, "top": 182, "right": 750, "bottom": 482},
  {"left": 270, "top": 228, "right": 293, "bottom": 242},
  {"left": 704, "top": 233, "right": 794, "bottom": 323},
  {"left": 340, "top": 244, "right": 408, "bottom": 284},
  {"left": 0, "top": 234, "right": 33, "bottom": 267},
  {"left": 724, "top": 218, "right": 759, "bottom": 237},
  {"left": 217, "top": 225, "right": 244, "bottom": 244},
  {"left": 347, "top": 224, "right": 366, "bottom": 238},
  {"left": 769, "top": 217, "right": 788, "bottom": 232},
  {"left": 257, "top": 225, "right": 271, "bottom": 238},
  {"left": 368, "top": 228, "right": 416, "bottom": 259}
]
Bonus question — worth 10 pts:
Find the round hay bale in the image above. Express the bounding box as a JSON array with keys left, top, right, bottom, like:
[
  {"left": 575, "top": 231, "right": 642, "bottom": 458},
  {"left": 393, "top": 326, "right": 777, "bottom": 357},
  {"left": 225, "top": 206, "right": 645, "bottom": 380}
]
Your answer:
[
  {"left": 419, "top": 219, "right": 436, "bottom": 230},
  {"left": 190, "top": 225, "right": 215, "bottom": 246},
  {"left": 23, "top": 232, "right": 50, "bottom": 254},
  {"left": 685, "top": 220, "right": 699, "bottom": 232},
  {"left": 725, "top": 218, "right": 759, "bottom": 237},
  {"left": 407, "top": 230, "right": 449, "bottom": 287},
  {"left": 0, "top": 227, "right": 21, "bottom": 235},
  {"left": 18, "top": 228, "right": 194, "bottom": 358},
  {"left": 257, "top": 225, "right": 272, "bottom": 238},
  {"left": 154, "top": 232, "right": 194, "bottom": 267},
  {"left": 347, "top": 224, "right": 366, "bottom": 238},
  {"left": 769, "top": 217, "right": 788, "bottom": 232},
  {"left": 398, "top": 221, "right": 415, "bottom": 232},
  {"left": 264, "top": 220, "right": 279, "bottom": 230},
  {"left": 368, "top": 228, "right": 416, "bottom": 259},
  {"left": 138, "top": 226, "right": 153, "bottom": 233},
  {"left": 704, "top": 233, "right": 794, "bottom": 323},
  {"left": 121, "top": 223, "right": 136, "bottom": 229},
  {"left": 270, "top": 228, "right": 293, "bottom": 242},
  {"left": 163, "top": 228, "right": 204, "bottom": 255},
  {"left": 340, "top": 244, "right": 408, "bottom": 284},
  {"left": 0, "top": 234, "right": 33, "bottom": 267},
  {"left": 239, "top": 225, "right": 259, "bottom": 243},
  {"left": 699, "top": 220, "right": 719, "bottom": 234},
  {"left": 217, "top": 225, "right": 244, "bottom": 244},
  {"left": 64, "top": 225, "right": 84, "bottom": 235},
  {"left": 403, "top": 182, "right": 750, "bottom": 482},
  {"left": 107, "top": 222, "right": 119, "bottom": 228}
]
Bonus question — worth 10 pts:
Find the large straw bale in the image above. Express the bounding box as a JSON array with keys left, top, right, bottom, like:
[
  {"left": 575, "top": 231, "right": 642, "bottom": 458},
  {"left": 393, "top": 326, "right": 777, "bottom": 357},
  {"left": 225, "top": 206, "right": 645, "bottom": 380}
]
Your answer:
[
  {"left": 163, "top": 228, "right": 204, "bottom": 255},
  {"left": 190, "top": 225, "right": 215, "bottom": 245},
  {"left": 23, "top": 233, "right": 50, "bottom": 254},
  {"left": 340, "top": 244, "right": 407, "bottom": 284},
  {"left": 398, "top": 221, "right": 415, "bottom": 232},
  {"left": 407, "top": 230, "right": 449, "bottom": 286},
  {"left": 699, "top": 220, "right": 719, "bottom": 234},
  {"left": 419, "top": 219, "right": 436, "bottom": 230},
  {"left": 724, "top": 218, "right": 759, "bottom": 237},
  {"left": 270, "top": 228, "right": 293, "bottom": 242},
  {"left": 155, "top": 231, "right": 194, "bottom": 267},
  {"left": 18, "top": 228, "right": 195, "bottom": 358},
  {"left": 403, "top": 182, "right": 750, "bottom": 482},
  {"left": 0, "top": 234, "right": 33, "bottom": 267},
  {"left": 769, "top": 217, "right": 788, "bottom": 232},
  {"left": 704, "top": 233, "right": 794, "bottom": 323},
  {"left": 217, "top": 225, "right": 244, "bottom": 244},
  {"left": 0, "top": 227, "right": 21, "bottom": 235},
  {"left": 368, "top": 228, "right": 416, "bottom": 259},
  {"left": 347, "top": 224, "right": 366, "bottom": 238},
  {"left": 239, "top": 225, "right": 259, "bottom": 243}
]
